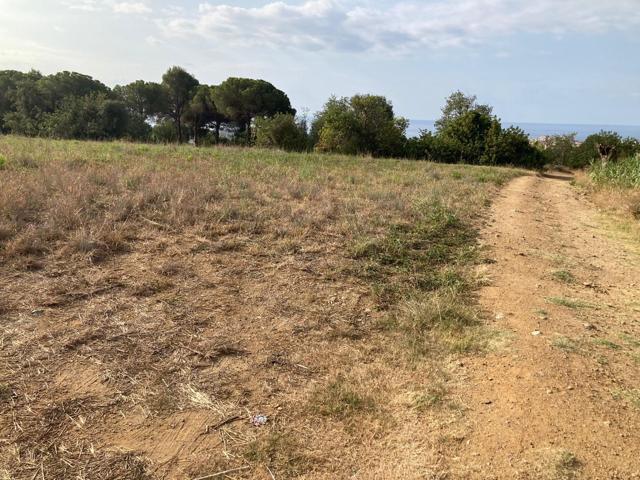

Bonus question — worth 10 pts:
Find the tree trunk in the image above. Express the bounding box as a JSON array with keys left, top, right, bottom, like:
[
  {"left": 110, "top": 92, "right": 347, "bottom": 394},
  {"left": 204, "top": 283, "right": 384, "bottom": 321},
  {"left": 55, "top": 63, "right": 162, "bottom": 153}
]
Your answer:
[{"left": 215, "top": 122, "right": 220, "bottom": 144}]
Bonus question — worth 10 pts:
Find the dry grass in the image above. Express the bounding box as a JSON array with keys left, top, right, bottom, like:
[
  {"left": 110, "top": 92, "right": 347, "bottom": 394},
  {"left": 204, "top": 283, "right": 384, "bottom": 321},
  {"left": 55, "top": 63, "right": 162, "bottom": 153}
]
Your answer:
[{"left": 0, "top": 135, "right": 523, "bottom": 479}]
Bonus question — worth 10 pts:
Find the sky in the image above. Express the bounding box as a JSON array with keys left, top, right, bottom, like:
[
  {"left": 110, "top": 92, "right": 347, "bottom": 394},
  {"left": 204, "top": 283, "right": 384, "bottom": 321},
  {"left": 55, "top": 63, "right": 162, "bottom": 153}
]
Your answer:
[{"left": 1, "top": 0, "right": 639, "bottom": 125}]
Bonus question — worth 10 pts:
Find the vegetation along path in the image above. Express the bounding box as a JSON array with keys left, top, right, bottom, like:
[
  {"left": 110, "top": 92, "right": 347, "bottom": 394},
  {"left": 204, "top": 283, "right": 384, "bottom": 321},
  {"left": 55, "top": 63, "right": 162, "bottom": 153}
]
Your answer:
[{"left": 454, "top": 173, "right": 640, "bottom": 479}]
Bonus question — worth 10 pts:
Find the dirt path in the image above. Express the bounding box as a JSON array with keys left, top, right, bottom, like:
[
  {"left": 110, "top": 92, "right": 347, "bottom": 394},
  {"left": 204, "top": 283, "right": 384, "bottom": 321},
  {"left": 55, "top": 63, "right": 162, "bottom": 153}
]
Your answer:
[{"left": 453, "top": 173, "right": 640, "bottom": 479}]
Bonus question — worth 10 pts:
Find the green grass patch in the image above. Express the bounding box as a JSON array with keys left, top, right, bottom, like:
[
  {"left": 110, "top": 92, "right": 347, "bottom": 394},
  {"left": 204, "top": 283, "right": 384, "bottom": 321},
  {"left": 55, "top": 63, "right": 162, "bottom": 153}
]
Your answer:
[
  {"left": 546, "top": 297, "right": 591, "bottom": 309},
  {"left": 619, "top": 333, "right": 640, "bottom": 348},
  {"left": 551, "top": 336, "right": 580, "bottom": 353},
  {"left": 553, "top": 450, "right": 581, "bottom": 480},
  {"left": 311, "top": 377, "right": 376, "bottom": 419},
  {"left": 612, "top": 388, "right": 640, "bottom": 409},
  {"left": 593, "top": 338, "right": 622, "bottom": 350},
  {"left": 550, "top": 270, "right": 575, "bottom": 284}
]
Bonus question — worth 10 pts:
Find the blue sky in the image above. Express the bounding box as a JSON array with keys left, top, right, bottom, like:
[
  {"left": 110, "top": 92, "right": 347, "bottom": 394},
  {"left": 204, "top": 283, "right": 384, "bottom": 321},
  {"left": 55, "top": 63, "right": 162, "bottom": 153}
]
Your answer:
[{"left": 1, "top": 0, "right": 639, "bottom": 124}]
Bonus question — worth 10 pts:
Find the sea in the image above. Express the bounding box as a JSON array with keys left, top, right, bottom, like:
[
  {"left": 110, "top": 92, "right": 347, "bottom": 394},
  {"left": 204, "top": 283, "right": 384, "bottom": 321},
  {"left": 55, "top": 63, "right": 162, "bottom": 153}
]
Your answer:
[{"left": 407, "top": 120, "right": 640, "bottom": 141}]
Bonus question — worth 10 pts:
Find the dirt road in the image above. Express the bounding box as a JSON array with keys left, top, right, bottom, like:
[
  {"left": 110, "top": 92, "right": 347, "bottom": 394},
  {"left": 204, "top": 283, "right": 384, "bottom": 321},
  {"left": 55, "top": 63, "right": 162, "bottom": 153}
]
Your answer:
[{"left": 453, "top": 173, "right": 640, "bottom": 479}]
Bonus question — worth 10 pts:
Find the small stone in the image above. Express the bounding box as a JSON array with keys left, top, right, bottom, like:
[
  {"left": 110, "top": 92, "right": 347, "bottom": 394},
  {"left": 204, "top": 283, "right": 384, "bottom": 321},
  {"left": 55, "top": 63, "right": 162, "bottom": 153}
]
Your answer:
[
  {"left": 546, "top": 389, "right": 553, "bottom": 394},
  {"left": 482, "top": 400, "right": 493, "bottom": 405},
  {"left": 250, "top": 414, "right": 268, "bottom": 427},
  {"left": 495, "top": 313, "right": 505, "bottom": 320},
  {"left": 583, "top": 323, "right": 595, "bottom": 330},
  {"left": 531, "top": 330, "right": 542, "bottom": 336}
]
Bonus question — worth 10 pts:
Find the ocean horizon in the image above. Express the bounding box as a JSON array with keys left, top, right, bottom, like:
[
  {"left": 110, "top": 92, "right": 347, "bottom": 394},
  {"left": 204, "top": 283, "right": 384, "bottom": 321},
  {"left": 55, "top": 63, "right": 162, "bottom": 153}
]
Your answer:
[{"left": 407, "top": 120, "right": 640, "bottom": 141}]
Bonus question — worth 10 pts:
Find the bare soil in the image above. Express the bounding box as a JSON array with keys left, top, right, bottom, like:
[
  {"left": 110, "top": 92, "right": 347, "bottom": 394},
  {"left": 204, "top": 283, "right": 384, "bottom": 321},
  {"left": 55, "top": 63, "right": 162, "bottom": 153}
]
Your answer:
[{"left": 453, "top": 173, "right": 640, "bottom": 479}]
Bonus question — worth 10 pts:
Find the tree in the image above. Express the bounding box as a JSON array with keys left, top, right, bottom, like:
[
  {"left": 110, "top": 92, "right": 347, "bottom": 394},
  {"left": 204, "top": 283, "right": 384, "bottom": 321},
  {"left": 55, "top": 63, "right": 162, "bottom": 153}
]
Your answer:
[
  {"left": 161, "top": 66, "right": 199, "bottom": 143},
  {"left": 2, "top": 71, "right": 46, "bottom": 136},
  {"left": 114, "top": 80, "right": 166, "bottom": 119},
  {"left": 182, "top": 85, "right": 227, "bottom": 145},
  {"left": 486, "top": 125, "right": 544, "bottom": 168},
  {"left": 42, "top": 93, "right": 129, "bottom": 140},
  {"left": 437, "top": 109, "right": 493, "bottom": 164},
  {"left": 255, "top": 113, "right": 308, "bottom": 151},
  {"left": 312, "top": 96, "right": 360, "bottom": 154},
  {"left": 213, "top": 77, "right": 294, "bottom": 141},
  {"left": 113, "top": 80, "right": 166, "bottom": 139},
  {"left": 435, "top": 91, "right": 493, "bottom": 132},
  {"left": 312, "top": 95, "right": 407, "bottom": 157},
  {"left": 38, "top": 71, "right": 109, "bottom": 111},
  {"left": 0, "top": 70, "right": 35, "bottom": 133}
]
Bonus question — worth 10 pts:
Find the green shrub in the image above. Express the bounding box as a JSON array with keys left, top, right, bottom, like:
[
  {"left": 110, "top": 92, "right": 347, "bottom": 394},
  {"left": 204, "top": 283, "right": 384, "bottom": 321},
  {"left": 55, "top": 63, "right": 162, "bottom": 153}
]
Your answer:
[
  {"left": 254, "top": 113, "right": 308, "bottom": 151},
  {"left": 0, "top": 153, "right": 6, "bottom": 169}
]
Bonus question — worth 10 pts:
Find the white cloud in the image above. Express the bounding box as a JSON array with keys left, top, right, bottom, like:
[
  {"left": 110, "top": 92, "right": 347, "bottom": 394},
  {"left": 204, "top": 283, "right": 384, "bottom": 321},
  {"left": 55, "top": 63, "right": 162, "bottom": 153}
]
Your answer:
[
  {"left": 112, "top": 2, "right": 151, "bottom": 14},
  {"left": 61, "top": 0, "right": 102, "bottom": 11},
  {"left": 145, "top": 35, "right": 162, "bottom": 46},
  {"left": 61, "top": 0, "right": 151, "bottom": 14},
  {"left": 157, "top": 0, "right": 640, "bottom": 53}
]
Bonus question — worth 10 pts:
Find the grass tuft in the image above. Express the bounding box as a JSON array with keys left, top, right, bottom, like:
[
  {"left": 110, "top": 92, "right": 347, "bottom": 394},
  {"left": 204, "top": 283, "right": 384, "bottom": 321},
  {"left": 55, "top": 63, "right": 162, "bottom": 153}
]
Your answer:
[
  {"left": 311, "top": 377, "right": 376, "bottom": 418},
  {"left": 551, "top": 270, "right": 575, "bottom": 284},
  {"left": 546, "top": 297, "right": 591, "bottom": 309}
]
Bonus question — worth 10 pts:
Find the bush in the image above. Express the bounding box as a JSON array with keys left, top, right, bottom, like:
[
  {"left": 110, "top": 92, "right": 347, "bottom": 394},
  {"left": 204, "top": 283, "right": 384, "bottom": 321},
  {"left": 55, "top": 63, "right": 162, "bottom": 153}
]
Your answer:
[
  {"left": 407, "top": 112, "right": 543, "bottom": 168},
  {"left": 42, "top": 93, "right": 129, "bottom": 140},
  {"left": 486, "top": 126, "right": 545, "bottom": 169},
  {"left": 312, "top": 95, "right": 408, "bottom": 157},
  {"left": 151, "top": 118, "right": 181, "bottom": 143},
  {"left": 254, "top": 113, "right": 308, "bottom": 151}
]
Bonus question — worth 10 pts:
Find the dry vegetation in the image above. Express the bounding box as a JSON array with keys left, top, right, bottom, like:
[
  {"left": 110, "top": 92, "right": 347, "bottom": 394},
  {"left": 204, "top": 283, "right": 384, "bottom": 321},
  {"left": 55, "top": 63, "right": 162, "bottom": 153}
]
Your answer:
[{"left": 0, "top": 135, "right": 522, "bottom": 479}]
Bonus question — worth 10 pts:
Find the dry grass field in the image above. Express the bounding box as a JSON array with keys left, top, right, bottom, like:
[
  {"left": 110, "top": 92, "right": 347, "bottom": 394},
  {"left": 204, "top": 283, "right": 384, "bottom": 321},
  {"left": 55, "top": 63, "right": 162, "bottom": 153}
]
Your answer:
[{"left": 0, "top": 136, "right": 522, "bottom": 479}]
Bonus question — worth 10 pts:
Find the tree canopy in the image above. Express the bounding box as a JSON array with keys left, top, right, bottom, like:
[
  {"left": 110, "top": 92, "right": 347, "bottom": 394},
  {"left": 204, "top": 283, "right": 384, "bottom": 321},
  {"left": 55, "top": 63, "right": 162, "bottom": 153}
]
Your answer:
[
  {"left": 312, "top": 95, "right": 407, "bottom": 157},
  {"left": 161, "top": 66, "right": 199, "bottom": 143},
  {"left": 213, "top": 77, "right": 294, "bottom": 140}
]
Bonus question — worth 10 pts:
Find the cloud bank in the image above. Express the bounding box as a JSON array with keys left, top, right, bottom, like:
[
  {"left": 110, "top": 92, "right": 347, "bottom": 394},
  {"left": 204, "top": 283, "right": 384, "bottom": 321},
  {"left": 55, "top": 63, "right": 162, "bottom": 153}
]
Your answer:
[{"left": 156, "top": 0, "right": 640, "bottom": 52}]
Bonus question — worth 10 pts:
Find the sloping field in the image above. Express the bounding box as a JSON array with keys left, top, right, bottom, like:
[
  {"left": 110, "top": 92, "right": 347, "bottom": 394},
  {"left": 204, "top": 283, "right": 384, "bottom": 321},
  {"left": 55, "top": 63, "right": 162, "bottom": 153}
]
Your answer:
[{"left": 0, "top": 136, "right": 521, "bottom": 479}]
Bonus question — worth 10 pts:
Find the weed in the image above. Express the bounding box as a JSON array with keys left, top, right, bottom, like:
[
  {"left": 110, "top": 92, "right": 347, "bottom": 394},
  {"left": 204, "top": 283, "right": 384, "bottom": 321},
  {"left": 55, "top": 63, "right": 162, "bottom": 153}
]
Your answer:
[
  {"left": 546, "top": 297, "right": 591, "bottom": 309},
  {"left": 612, "top": 389, "right": 640, "bottom": 409},
  {"left": 0, "top": 383, "right": 12, "bottom": 402},
  {"left": 245, "top": 432, "right": 309, "bottom": 477},
  {"left": 414, "top": 382, "right": 453, "bottom": 410},
  {"left": 590, "top": 154, "right": 640, "bottom": 189},
  {"left": 593, "top": 338, "right": 621, "bottom": 350},
  {"left": 619, "top": 333, "right": 640, "bottom": 348},
  {"left": 551, "top": 270, "right": 575, "bottom": 284},
  {"left": 311, "top": 377, "right": 375, "bottom": 418},
  {"left": 554, "top": 450, "right": 581, "bottom": 479},
  {"left": 551, "top": 336, "right": 579, "bottom": 353}
]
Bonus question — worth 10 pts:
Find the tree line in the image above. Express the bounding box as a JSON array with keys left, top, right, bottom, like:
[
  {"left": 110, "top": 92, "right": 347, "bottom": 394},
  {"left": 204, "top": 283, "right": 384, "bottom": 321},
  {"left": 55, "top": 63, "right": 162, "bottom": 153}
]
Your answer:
[
  {"left": 0, "top": 67, "right": 294, "bottom": 145},
  {"left": 0, "top": 66, "right": 554, "bottom": 168},
  {"left": 536, "top": 131, "right": 640, "bottom": 168}
]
